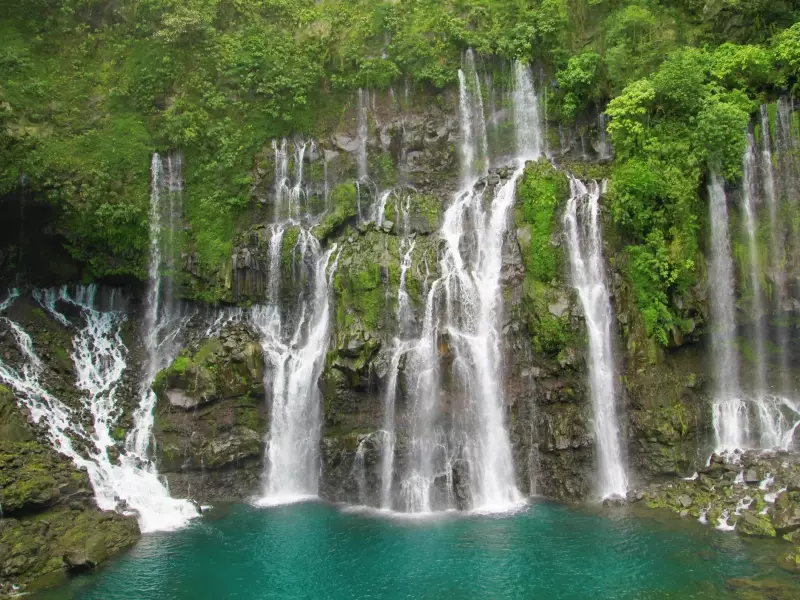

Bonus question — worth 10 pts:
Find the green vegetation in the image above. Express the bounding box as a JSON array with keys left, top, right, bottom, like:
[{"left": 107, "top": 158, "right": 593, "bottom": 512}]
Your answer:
[
  {"left": 517, "top": 160, "right": 569, "bottom": 283},
  {"left": 2, "top": 1, "right": 800, "bottom": 345}
]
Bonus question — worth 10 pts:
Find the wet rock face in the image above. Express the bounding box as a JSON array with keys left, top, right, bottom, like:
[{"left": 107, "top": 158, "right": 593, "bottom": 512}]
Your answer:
[
  {"left": 152, "top": 327, "right": 268, "bottom": 502},
  {"left": 186, "top": 91, "right": 459, "bottom": 305}
]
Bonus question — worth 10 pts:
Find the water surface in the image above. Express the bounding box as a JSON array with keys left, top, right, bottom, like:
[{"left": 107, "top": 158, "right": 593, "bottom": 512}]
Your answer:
[{"left": 35, "top": 500, "right": 798, "bottom": 599}]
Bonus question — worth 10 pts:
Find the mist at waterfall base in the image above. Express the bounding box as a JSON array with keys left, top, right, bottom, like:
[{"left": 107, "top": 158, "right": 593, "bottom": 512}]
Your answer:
[{"left": 33, "top": 501, "right": 797, "bottom": 600}]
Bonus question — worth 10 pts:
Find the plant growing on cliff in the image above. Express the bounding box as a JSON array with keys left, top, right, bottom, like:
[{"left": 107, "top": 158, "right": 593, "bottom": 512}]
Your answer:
[{"left": 606, "top": 46, "right": 751, "bottom": 344}]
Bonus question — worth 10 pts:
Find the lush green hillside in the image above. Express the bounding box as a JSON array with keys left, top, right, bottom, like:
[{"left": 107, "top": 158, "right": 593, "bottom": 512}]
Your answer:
[{"left": 2, "top": 0, "right": 799, "bottom": 342}]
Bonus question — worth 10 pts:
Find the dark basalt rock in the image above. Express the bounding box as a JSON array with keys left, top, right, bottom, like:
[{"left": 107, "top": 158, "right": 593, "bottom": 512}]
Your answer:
[{"left": 151, "top": 328, "right": 268, "bottom": 502}]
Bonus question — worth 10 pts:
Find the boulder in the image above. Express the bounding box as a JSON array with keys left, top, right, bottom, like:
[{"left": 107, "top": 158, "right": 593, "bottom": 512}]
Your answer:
[{"left": 737, "top": 511, "right": 776, "bottom": 537}]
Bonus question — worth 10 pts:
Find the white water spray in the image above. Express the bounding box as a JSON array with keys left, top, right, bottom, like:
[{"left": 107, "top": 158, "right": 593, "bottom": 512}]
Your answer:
[
  {"left": 563, "top": 178, "right": 628, "bottom": 499},
  {"left": 253, "top": 233, "right": 340, "bottom": 505},
  {"left": 708, "top": 173, "right": 747, "bottom": 452}
]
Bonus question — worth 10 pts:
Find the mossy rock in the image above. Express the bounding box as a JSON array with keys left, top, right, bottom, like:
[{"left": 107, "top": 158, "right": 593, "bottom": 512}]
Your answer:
[
  {"left": 152, "top": 331, "right": 268, "bottom": 478},
  {"left": 155, "top": 337, "right": 265, "bottom": 409},
  {"left": 0, "top": 508, "right": 139, "bottom": 591},
  {"left": 0, "top": 442, "right": 85, "bottom": 515},
  {"left": 315, "top": 183, "right": 358, "bottom": 242},
  {"left": 726, "top": 577, "right": 800, "bottom": 600},
  {"left": 0, "top": 385, "right": 34, "bottom": 443},
  {"left": 384, "top": 190, "right": 443, "bottom": 234},
  {"left": 737, "top": 511, "right": 777, "bottom": 537},
  {"left": 777, "top": 546, "right": 800, "bottom": 573},
  {"left": 515, "top": 159, "right": 569, "bottom": 285}
]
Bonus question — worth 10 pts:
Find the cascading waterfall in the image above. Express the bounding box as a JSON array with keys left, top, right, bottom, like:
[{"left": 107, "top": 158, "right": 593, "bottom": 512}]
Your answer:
[
  {"left": 400, "top": 279, "right": 446, "bottom": 513},
  {"left": 0, "top": 152, "right": 204, "bottom": 532},
  {"left": 0, "top": 289, "right": 97, "bottom": 488},
  {"left": 708, "top": 174, "right": 747, "bottom": 452},
  {"left": 399, "top": 58, "right": 539, "bottom": 513},
  {"left": 706, "top": 135, "right": 800, "bottom": 453},
  {"left": 760, "top": 104, "right": 790, "bottom": 389},
  {"left": 124, "top": 152, "right": 198, "bottom": 530},
  {"left": 563, "top": 178, "right": 628, "bottom": 499},
  {"left": 273, "top": 138, "right": 313, "bottom": 221},
  {"left": 740, "top": 133, "right": 795, "bottom": 449},
  {"left": 713, "top": 125, "right": 800, "bottom": 451},
  {"left": 254, "top": 135, "right": 344, "bottom": 504},
  {"left": 2, "top": 284, "right": 198, "bottom": 532},
  {"left": 379, "top": 193, "right": 415, "bottom": 510},
  {"left": 457, "top": 49, "right": 489, "bottom": 183},
  {"left": 252, "top": 235, "right": 340, "bottom": 505}
]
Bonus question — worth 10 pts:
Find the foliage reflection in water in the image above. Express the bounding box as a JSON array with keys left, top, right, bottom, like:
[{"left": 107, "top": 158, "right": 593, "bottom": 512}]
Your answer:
[{"left": 32, "top": 501, "right": 798, "bottom": 600}]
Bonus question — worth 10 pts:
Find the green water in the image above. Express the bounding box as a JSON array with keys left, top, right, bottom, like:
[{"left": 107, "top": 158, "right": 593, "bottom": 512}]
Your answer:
[{"left": 35, "top": 501, "right": 798, "bottom": 600}]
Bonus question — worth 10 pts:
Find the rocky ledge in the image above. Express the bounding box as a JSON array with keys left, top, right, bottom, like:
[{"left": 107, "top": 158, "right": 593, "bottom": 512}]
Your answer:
[{"left": 629, "top": 449, "right": 800, "bottom": 574}]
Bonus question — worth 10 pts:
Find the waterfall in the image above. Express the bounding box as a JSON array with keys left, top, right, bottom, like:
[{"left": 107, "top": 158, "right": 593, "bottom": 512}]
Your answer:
[
  {"left": 399, "top": 58, "right": 538, "bottom": 513},
  {"left": 255, "top": 136, "right": 345, "bottom": 503},
  {"left": 742, "top": 133, "right": 770, "bottom": 419},
  {"left": 125, "top": 152, "right": 197, "bottom": 530},
  {"left": 0, "top": 152, "right": 199, "bottom": 532},
  {"left": 0, "top": 290, "right": 98, "bottom": 490},
  {"left": 400, "top": 280, "right": 445, "bottom": 513},
  {"left": 512, "top": 62, "right": 543, "bottom": 159},
  {"left": 457, "top": 49, "right": 489, "bottom": 182},
  {"left": 253, "top": 232, "right": 340, "bottom": 505},
  {"left": 2, "top": 285, "right": 198, "bottom": 532},
  {"left": 734, "top": 123, "right": 800, "bottom": 450},
  {"left": 379, "top": 193, "right": 415, "bottom": 510},
  {"left": 274, "top": 139, "right": 311, "bottom": 221},
  {"left": 597, "top": 112, "right": 612, "bottom": 160},
  {"left": 563, "top": 178, "right": 628, "bottom": 499},
  {"left": 760, "top": 104, "right": 790, "bottom": 389},
  {"left": 357, "top": 89, "right": 369, "bottom": 181},
  {"left": 708, "top": 173, "right": 747, "bottom": 452},
  {"left": 375, "top": 189, "right": 393, "bottom": 228}
]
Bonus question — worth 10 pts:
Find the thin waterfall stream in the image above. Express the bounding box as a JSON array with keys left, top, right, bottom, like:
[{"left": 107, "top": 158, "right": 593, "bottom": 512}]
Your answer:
[
  {"left": 563, "top": 179, "right": 628, "bottom": 499},
  {"left": 708, "top": 133, "right": 800, "bottom": 453},
  {"left": 708, "top": 173, "right": 747, "bottom": 452},
  {"left": 0, "top": 153, "right": 201, "bottom": 533}
]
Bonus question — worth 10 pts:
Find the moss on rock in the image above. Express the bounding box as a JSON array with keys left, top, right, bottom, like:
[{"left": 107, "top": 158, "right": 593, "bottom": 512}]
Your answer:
[
  {"left": 0, "top": 392, "right": 139, "bottom": 593},
  {"left": 152, "top": 327, "right": 268, "bottom": 501},
  {"left": 516, "top": 159, "right": 569, "bottom": 284},
  {"left": 315, "top": 183, "right": 358, "bottom": 242}
]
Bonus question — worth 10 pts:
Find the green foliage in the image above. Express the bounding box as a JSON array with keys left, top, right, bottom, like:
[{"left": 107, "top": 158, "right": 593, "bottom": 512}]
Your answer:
[
  {"left": 533, "top": 311, "right": 570, "bottom": 357},
  {"left": 601, "top": 38, "right": 771, "bottom": 345},
  {"left": 710, "top": 43, "right": 777, "bottom": 91},
  {"left": 335, "top": 262, "right": 384, "bottom": 332},
  {"left": 774, "top": 23, "right": 800, "bottom": 88},
  {"left": 604, "top": 4, "right": 676, "bottom": 93},
  {"left": 556, "top": 51, "right": 601, "bottom": 121},
  {"left": 1, "top": 0, "right": 799, "bottom": 313},
  {"left": 517, "top": 160, "right": 569, "bottom": 283}
]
